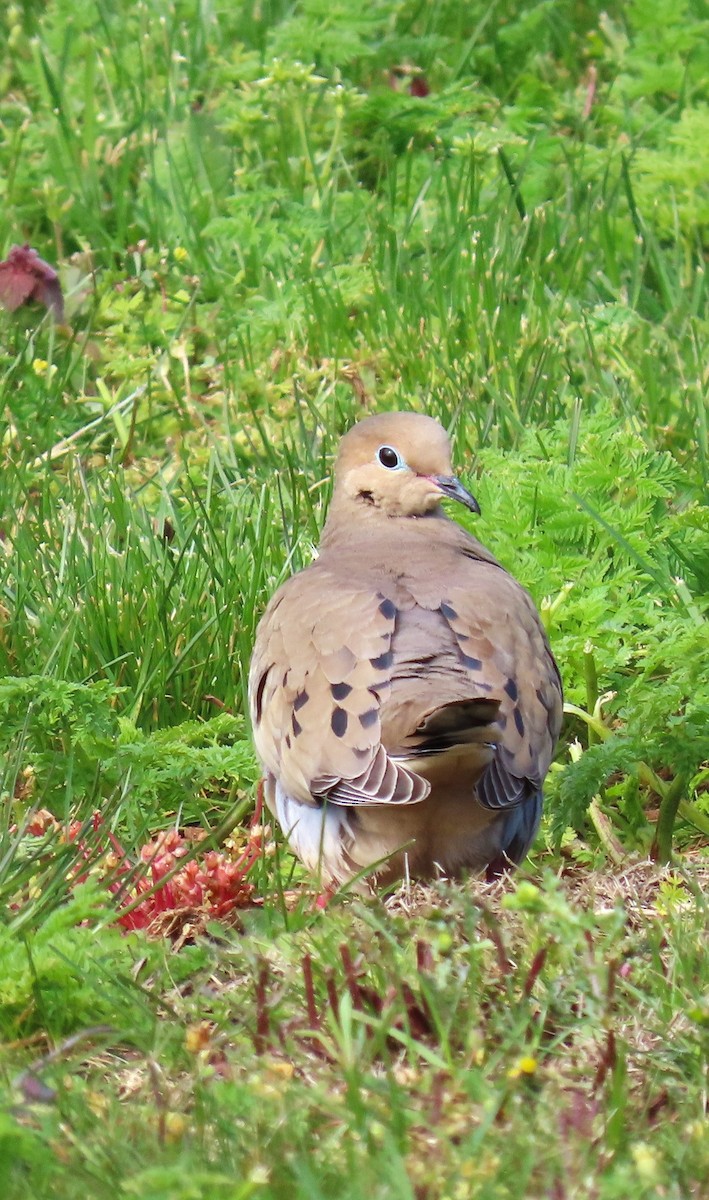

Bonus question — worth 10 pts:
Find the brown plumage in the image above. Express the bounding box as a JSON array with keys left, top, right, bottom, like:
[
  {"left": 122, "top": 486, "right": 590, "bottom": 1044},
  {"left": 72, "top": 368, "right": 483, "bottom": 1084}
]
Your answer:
[{"left": 249, "top": 412, "right": 562, "bottom": 888}]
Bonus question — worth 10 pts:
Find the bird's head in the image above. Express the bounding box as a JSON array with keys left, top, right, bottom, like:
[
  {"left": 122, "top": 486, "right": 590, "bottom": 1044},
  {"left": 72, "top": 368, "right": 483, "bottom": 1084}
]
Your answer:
[{"left": 329, "top": 412, "right": 480, "bottom": 520}]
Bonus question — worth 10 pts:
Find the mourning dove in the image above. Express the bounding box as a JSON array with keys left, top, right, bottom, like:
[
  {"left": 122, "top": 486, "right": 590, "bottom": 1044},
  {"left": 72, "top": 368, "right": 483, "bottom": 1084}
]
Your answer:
[{"left": 249, "top": 412, "right": 563, "bottom": 889}]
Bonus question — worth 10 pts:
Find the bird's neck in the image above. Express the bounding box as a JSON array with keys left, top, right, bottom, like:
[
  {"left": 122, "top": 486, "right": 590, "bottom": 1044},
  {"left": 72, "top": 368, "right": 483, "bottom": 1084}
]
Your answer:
[{"left": 319, "top": 494, "right": 449, "bottom": 550}]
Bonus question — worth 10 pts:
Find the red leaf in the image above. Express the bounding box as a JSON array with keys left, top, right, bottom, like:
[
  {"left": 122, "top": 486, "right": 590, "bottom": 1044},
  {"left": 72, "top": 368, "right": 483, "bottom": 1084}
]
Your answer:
[
  {"left": 593, "top": 1028, "right": 617, "bottom": 1092},
  {"left": 522, "top": 944, "right": 549, "bottom": 998},
  {"left": 254, "top": 961, "right": 270, "bottom": 1054},
  {"left": 302, "top": 953, "right": 320, "bottom": 1029},
  {"left": 416, "top": 939, "right": 434, "bottom": 973},
  {"left": 409, "top": 75, "right": 430, "bottom": 98},
  {"left": 0, "top": 244, "right": 64, "bottom": 321}
]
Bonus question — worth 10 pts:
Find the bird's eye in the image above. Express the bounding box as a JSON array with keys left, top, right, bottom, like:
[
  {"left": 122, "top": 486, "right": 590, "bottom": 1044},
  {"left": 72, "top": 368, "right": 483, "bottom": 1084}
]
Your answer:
[{"left": 377, "top": 445, "right": 402, "bottom": 469}]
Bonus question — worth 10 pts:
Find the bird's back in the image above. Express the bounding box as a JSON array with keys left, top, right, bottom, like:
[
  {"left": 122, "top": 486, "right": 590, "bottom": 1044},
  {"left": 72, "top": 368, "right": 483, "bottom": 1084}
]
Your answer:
[{"left": 249, "top": 411, "right": 562, "bottom": 888}]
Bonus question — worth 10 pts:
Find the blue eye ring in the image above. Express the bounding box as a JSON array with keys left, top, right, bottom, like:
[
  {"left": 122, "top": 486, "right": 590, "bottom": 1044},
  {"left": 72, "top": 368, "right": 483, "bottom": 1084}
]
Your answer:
[{"left": 377, "top": 445, "right": 402, "bottom": 469}]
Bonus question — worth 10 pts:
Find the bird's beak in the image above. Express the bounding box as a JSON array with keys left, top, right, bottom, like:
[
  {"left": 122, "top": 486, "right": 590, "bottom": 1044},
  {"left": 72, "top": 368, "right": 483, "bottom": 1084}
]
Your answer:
[{"left": 432, "top": 474, "right": 481, "bottom": 515}]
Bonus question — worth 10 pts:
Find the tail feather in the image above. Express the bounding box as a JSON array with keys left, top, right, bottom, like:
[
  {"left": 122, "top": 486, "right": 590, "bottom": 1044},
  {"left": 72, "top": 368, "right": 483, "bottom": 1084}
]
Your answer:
[
  {"left": 485, "top": 790, "right": 543, "bottom": 879},
  {"left": 405, "top": 697, "right": 500, "bottom": 756}
]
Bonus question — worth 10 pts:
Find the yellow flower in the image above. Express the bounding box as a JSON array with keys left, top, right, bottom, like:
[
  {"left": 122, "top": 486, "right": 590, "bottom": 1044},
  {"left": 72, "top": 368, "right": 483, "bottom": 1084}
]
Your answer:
[
  {"left": 266, "top": 1060, "right": 295, "bottom": 1081},
  {"left": 631, "top": 1142, "right": 660, "bottom": 1183},
  {"left": 507, "top": 1055, "right": 538, "bottom": 1079},
  {"left": 185, "top": 1021, "right": 213, "bottom": 1054},
  {"left": 32, "top": 358, "right": 57, "bottom": 380},
  {"left": 174, "top": 246, "right": 188, "bottom": 262},
  {"left": 164, "top": 1112, "right": 187, "bottom": 1143}
]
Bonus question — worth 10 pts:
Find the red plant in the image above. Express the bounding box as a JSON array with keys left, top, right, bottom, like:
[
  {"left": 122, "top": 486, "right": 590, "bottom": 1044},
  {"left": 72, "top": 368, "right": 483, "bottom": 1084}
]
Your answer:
[
  {"left": 0, "top": 244, "right": 64, "bottom": 321},
  {"left": 115, "top": 826, "right": 259, "bottom": 930},
  {"left": 15, "top": 807, "right": 262, "bottom": 935}
]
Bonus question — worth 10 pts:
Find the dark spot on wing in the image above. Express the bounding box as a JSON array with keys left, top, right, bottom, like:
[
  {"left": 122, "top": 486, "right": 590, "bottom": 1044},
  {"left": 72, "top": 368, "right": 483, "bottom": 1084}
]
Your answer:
[
  {"left": 370, "top": 650, "right": 393, "bottom": 671},
  {"left": 461, "top": 654, "right": 483, "bottom": 671},
  {"left": 513, "top": 707, "right": 525, "bottom": 737},
  {"left": 292, "top": 713, "right": 302, "bottom": 737},
  {"left": 254, "top": 669, "right": 269, "bottom": 724},
  {"left": 331, "top": 707, "right": 348, "bottom": 737},
  {"left": 285, "top": 733, "right": 291, "bottom": 749},
  {"left": 330, "top": 681, "right": 352, "bottom": 700},
  {"left": 378, "top": 596, "right": 397, "bottom": 621},
  {"left": 504, "top": 677, "right": 518, "bottom": 701},
  {"left": 359, "top": 707, "right": 378, "bottom": 729},
  {"left": 294, "top": 689, "right": 309, "bottom": 711},
  {"left": 440, "top": 602, "right": 458, "bottom": 622}
]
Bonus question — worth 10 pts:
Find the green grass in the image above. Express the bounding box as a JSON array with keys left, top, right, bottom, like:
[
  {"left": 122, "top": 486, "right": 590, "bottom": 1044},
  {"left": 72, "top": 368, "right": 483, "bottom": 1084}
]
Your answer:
[{"left": 0, "top": 1, "right": 707, "bottom": 1196}]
